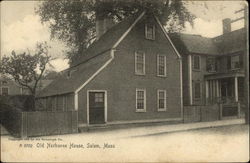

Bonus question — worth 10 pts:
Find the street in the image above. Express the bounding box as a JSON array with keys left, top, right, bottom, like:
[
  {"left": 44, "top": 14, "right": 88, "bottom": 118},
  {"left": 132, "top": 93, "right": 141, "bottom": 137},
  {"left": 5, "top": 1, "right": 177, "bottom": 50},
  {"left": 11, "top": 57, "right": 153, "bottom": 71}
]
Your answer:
[{"left": 1, "top": 124, "right": 249, "bottom": 162}]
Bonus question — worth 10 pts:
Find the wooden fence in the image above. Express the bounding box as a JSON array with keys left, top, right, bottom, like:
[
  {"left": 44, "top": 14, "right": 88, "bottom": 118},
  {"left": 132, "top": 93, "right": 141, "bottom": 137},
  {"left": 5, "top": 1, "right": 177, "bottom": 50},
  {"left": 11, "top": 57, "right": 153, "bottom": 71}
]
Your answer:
[
  {"left": 184, "top": 103, "right": 241, "bottom": 123},
  {"left": 184, "top": 104, "right": 220, "bottom": 123},
  {"left": 220, "top": 102, "right": 240, "bottom": 119},
  {"left": 2, "top": 108, "right": 78, "bottom": 137}
]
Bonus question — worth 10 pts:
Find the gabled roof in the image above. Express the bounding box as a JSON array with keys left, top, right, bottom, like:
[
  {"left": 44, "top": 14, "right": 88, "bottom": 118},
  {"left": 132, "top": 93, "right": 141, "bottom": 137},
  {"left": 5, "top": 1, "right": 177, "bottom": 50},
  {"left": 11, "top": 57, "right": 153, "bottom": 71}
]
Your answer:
[
  {"left": 169, "top": 33, "right": 219, "bottom": 55},
  {"left": 37, "top": 12, "right": 145, "bottom": 97},
  {"left": 38, "top": 11, "right": 183, "bottom": 98}
]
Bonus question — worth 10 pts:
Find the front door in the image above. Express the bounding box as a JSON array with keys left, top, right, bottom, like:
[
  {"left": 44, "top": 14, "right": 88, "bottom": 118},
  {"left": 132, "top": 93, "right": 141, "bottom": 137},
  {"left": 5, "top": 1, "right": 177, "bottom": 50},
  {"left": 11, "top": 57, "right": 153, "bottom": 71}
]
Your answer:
[{"left": 89, "top": 92, "right": 105, "bottom": 124}]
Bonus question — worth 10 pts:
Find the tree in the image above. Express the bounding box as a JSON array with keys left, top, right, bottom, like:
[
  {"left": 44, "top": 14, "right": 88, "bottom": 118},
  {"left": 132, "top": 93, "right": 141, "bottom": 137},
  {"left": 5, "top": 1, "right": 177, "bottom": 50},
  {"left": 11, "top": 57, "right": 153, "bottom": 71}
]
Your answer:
[
  {"left": 36, "top": 0, "right": 195, "bottom": 64},
  {"left": 0, "top": 42, "right": 52, "bottom": 109}
]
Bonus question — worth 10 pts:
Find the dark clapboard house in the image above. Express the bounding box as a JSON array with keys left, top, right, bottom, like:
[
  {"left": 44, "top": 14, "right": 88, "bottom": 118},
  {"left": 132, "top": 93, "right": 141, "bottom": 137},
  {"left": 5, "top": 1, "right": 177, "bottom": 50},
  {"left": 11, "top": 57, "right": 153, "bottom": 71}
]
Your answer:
[
  {"left": 170, "top": 18, "right": 247, "bottom": 120},
  {"left": 36, "top": 11, "right": 183, "bottom": 127}
]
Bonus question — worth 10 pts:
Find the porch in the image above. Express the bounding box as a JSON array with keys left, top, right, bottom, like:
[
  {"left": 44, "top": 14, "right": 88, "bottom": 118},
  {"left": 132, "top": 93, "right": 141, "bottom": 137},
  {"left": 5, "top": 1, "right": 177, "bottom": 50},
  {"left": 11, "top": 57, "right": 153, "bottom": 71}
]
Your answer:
[
  {"left": 205, "top": 72, "right": 245, "bottom": 103},
  {"left": 204, "top": 72, "right": 245, "bottom": 119}
]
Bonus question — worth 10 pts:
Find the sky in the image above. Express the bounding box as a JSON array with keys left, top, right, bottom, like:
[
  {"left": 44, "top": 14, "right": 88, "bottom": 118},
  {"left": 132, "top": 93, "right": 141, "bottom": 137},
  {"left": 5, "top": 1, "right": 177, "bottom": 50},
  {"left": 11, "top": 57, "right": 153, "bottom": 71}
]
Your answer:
[{"left": 0, "top": 0, "right": 246, "bottom": 72}]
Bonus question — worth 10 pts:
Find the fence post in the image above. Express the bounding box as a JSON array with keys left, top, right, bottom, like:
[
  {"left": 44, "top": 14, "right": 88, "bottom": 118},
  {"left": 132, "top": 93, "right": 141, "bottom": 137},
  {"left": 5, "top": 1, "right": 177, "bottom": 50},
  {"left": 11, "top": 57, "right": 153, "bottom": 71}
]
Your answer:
[{"left": 21, "top": 112, "right": 27, "bottom": 138}]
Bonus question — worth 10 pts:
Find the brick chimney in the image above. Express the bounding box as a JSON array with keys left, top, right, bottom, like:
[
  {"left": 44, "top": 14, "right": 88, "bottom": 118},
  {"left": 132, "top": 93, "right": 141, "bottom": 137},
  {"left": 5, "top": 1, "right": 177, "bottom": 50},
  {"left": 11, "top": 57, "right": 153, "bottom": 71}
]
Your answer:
[
  {"left": 96, "top": 17, "right": 114, "bottom": 40},
  {"left": 222, "top": 18, "right": 231, "bottom": 34}
]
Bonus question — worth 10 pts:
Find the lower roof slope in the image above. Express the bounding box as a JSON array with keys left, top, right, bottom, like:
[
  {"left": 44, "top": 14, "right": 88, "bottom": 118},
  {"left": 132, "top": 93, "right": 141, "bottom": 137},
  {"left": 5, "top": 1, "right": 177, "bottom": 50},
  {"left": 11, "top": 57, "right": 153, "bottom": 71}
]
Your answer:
[
  {"left": 37, "top": 54, "right": 110, "bottom": 97},
  {"left": 170, "top": 28, "right": 246, "bottom": 56},
  {"left": 169, "top": 33, "right": 219, "bottom": 55}
]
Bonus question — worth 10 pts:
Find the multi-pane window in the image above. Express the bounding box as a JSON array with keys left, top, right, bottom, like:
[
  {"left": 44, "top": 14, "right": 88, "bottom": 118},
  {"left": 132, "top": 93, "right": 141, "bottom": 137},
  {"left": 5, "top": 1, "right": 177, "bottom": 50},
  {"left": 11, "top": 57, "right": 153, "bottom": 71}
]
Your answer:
[
  {"left": 194, "top": 82, "right": 201, "bottom": 99},
  {"left": 136, "top": 89, "right": 146, "bottom": 112},
  {"left": 231, "top": 55, "right": 240, "bottom": 69},
  {"left": 145, "top": 24, "right": 155, "bottom": 40},
  {"left": 135, "top": 51, "right": 145, "bottom": 75},
  {"left": 94, "top": 93, "right": 104, "bottom": 102},
  {"left": 193, "top": 55, "right": 200, "bottom": 70},
  {"left": 1, "top": 87, "right": 9, "bottom": 96},
  {"left": 227, "top": 54, "right": 243, "bottom": 70},
  {"left": 158, "top": 90, "right": 167, "bottom": 111},
  {"left": 206, "top": 57, "right": 217, "bottom": 72},
  {"left": 157, "top": 55, "right": 167, "bottom": 76}
]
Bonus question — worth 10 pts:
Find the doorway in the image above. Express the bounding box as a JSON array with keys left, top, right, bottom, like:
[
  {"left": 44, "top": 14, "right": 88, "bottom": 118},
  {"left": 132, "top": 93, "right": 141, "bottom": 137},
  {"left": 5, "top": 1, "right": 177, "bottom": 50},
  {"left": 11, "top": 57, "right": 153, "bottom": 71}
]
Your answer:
[{"left": 87, "top": 91, "right": 107, "bottom": 124}]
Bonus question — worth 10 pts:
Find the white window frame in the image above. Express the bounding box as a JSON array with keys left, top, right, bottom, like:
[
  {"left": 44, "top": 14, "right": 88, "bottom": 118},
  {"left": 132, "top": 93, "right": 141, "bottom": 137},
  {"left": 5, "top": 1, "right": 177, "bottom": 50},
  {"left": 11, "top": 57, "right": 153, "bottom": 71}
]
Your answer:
[
  {"left": 231, "top": 55, "right": 240, "bottom": 70},
  {"left": 157, "top": 90, "right": 167, "bottom": 111},
  {"left": 135, "top": 51, "right": 145, "bottom": 75},
  {"left": 157, "top": 55, "right": 167, "bottom": 77},
  {"left": 136, "top": 89, "right": 146, "bottom": 112},
  {"left": 206, "top": 57, "right": 217, "bottom": 72},
  {"left": 145, "top": 24, "right": 155, "bottom": 40},
  {"left": 193, "top": 55, "right": 201, "bottom": 71},
  {"left": 1, "top": 87, "right": 9, "bottom": 96}
]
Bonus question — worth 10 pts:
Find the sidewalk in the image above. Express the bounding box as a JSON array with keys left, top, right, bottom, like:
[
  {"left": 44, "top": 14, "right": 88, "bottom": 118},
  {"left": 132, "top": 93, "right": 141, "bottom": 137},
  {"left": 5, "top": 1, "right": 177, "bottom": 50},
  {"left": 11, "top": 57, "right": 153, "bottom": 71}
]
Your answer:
[
  {"left": 81, "top": 118, "right": 246, "bottom": 139},
  {"left": 0, "top": 118, "right": 246, "bottom": 139},
  {"left": 128, "top": 118, "right": 246, "bottom": 138}
]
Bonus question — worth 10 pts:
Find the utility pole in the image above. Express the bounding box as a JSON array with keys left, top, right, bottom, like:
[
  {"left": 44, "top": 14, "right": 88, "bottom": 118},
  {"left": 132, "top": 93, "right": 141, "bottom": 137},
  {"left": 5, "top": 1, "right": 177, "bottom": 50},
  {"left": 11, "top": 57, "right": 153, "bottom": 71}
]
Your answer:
[{"left": 232, "top": 6, "right": 249, "bottom": 124}]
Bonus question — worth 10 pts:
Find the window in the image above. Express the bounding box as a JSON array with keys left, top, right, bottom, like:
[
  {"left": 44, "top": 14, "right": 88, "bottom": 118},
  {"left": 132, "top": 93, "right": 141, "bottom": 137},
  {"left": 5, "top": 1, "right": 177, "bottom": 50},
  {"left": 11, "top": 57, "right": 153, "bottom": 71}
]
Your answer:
[
  {"left": 135, "top": 51, "right": 145, "bottom": 75},
  {"left": 193, "top": 55, "right": 200, "bottom": 70},
  {"left": 157, "top": 55, "right": 167, "bottom": 77},
  {"left": 94, "top": 93, "right": 104, "bottom": 102},
  {"left": 206, "top": 57, "right": 217, "bottom": 72},
  {"left": 194, "top": 82, "right": 201, "bottom": 99},
  {"left": 158, "top": 90, "right": 167, "bottom": 111},
  {"left": 1, "top": 87, "right": 9, "bottom": 96},
  {"left": 145, "top": 24, "right": 155, "bottom": 40},
  {"left": 227, "top": 54, "right": 243, "bottom": 70},
  {"left": 231, "top": 55, "right": 240, "bottom": 69},
  {"left": 136, "top": 89, "right": 146, "bottom": 112}
]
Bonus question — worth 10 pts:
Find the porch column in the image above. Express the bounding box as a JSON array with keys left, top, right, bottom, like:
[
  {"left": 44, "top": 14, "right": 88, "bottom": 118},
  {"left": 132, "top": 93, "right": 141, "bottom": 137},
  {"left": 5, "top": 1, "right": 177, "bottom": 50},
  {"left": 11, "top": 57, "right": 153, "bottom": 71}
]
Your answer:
[
  {"left": 219, "top": 81, "right": 221, "bottom": 97},
  {"left": 212, "top": 80, "right": 216, "bottom": 102},
  {"left": 234, "top": 77, "right": 238, "bottom": 102},
  {"left": 205, "top": 80, "right": 209, "bottom": 104},
  {"left": 209, "top": 81, "right": 212, "bottom": 103},
  {"left": 216, "top": 80, "right": 219, "bottom": 98},
  {"left": 188, "top": 55, "right": 193, "bottom": 105}
]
